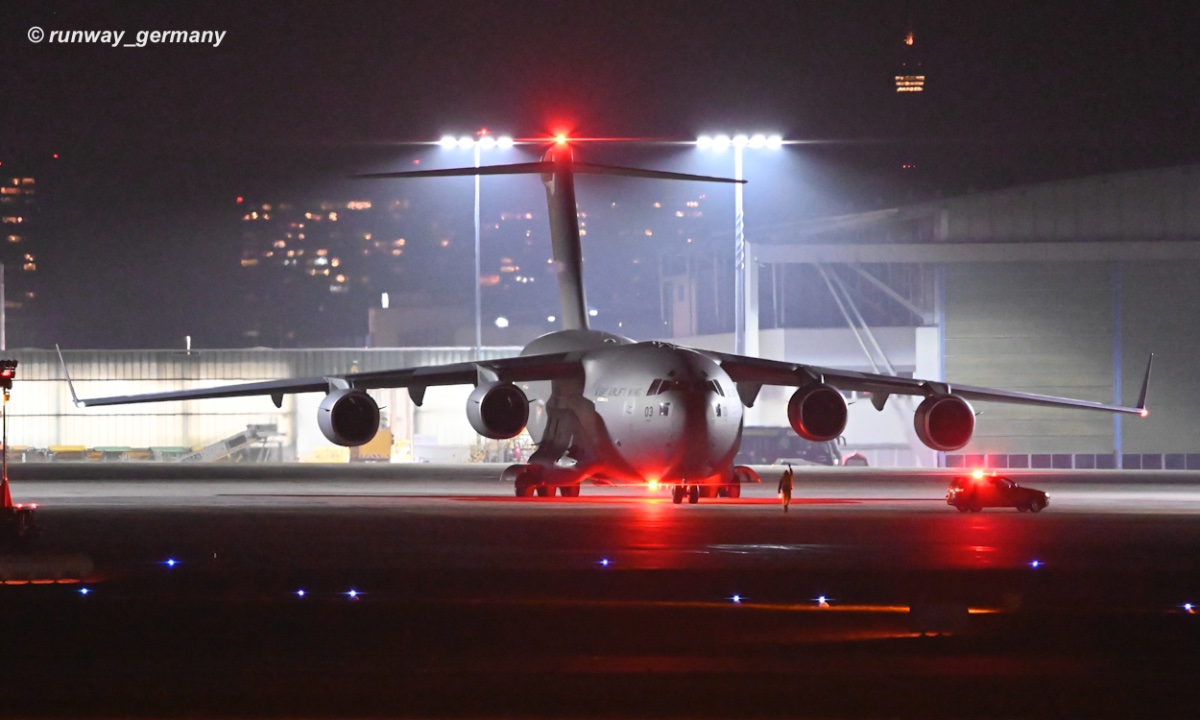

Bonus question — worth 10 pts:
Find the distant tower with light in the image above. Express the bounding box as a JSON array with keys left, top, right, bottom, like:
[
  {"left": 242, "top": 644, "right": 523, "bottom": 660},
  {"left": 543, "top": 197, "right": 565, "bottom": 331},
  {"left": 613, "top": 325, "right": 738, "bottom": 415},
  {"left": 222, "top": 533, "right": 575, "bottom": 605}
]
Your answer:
[{"left": 895, "top": 24, "right": 925, "bottom": 93}]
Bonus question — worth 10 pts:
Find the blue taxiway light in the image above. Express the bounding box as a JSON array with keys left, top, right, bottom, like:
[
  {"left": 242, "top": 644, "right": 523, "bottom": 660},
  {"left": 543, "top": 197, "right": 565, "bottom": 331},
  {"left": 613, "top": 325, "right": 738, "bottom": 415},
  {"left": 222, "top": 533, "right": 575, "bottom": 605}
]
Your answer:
[
  {"left": 296, "top": 590, "right": 306, "bottom": 598},
  {"left": 78, "top": 587, "right": 90, "bottom": 596},
  {"left": 1031, "top": 560, "right": 1042, "bottom": 569},
  {"left": 347, "top": 589, "right": 359, "bottom": 599},
  {"left": 164, "top": 558, "right": 178, "bottom": 568},
  {"left": 731, "top": 595, "right": 742, "bottom": 604},
  {"left": 599, "top": 558, "right": 610, "bottom": 567}
]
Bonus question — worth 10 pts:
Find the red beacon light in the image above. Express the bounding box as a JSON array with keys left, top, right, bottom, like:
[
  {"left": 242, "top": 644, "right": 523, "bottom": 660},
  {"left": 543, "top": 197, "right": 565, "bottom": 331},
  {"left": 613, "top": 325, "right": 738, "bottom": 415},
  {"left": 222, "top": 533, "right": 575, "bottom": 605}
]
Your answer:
[{"left": 554, "top": 134, "right": 569, "bottom": 146}]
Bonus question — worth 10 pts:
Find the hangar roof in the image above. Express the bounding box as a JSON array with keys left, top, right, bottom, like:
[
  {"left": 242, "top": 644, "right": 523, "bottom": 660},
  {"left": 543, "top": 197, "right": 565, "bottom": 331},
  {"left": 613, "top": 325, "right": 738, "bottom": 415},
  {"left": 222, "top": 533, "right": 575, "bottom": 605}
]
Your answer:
[{"left": 757, "top": 164, "right": 1200, "bottom": 264}]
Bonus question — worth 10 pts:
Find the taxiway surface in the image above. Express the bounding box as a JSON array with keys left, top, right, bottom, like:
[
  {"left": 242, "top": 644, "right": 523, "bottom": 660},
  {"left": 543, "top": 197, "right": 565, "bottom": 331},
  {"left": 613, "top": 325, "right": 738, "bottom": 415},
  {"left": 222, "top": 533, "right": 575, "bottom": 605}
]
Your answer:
[{"left": 2, "top": 464, "right": 1199, "bottom": 718}]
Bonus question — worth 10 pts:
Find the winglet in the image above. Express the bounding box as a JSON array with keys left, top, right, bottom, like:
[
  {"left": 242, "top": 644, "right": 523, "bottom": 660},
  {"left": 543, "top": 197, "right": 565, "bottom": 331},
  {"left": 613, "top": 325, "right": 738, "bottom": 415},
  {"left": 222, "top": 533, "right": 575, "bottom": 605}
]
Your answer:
[
  {"left": 1136, "top": 353, "right": 1153, "bottom": 416},
  {"left": 56, "top": 344, "right": 85, "bottom": 408}
]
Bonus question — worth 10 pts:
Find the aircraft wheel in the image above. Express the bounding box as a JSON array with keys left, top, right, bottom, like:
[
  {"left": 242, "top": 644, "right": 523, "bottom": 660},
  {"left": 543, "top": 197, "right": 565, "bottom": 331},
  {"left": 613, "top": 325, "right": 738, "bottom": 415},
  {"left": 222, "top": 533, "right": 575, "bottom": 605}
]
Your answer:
[
  {"left": 1030, "top": 499, "right": 1045, "bottom": 513},
  {"left": 559, "top": 485, "right": 580, "bottom": 498},
  {"left": 514, "top": 474, "right": 537, "bottom": 498},
  {"left": 968, "top": 503, "right": 982, "bottom": 513},
  {"left": 699, "top": 485, "right": 718, "bottom": 499},
  {"left": 1017, "top": 504, "right": 1030, "bottom": 513},
  {"left": 687, "top": 485, "right": 700, "bottom": 504},
  {"left": 725, "top": 482, "right": 741, "bottom": 499},
  {"left": 955, "top": 504, "right": 969, "bottom": 513},
  {"left": 671, "top": 486, "right": 684, "bottom": 504},
  {"left": 535, "top": 485, "right": 554, "bottom": 497}
]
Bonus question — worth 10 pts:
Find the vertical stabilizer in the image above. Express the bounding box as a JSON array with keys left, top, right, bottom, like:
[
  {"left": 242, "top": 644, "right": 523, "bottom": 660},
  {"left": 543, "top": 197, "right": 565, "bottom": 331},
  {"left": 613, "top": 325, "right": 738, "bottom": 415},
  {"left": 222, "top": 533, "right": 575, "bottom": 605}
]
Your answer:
[{"left": 540, "top": 146, "right": 589, "bottom": 331}]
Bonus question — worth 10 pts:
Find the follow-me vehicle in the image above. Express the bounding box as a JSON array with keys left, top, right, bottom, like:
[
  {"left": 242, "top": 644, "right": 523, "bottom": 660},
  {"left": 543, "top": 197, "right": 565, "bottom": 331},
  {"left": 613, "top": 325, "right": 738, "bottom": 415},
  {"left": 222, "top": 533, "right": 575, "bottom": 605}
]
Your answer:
[
  {"left": 61, "top": 139, "right": 1152, "bottom": 503},
  {"left": 947, "top": 471, "right": 1049, "bottom": 513}
]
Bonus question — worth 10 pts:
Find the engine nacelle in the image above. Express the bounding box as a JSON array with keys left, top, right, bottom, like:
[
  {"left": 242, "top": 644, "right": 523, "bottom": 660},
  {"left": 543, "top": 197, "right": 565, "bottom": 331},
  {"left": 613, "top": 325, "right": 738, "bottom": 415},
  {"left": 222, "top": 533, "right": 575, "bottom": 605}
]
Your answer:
[
  {"left": 467, "top": 381, "right": 529, "bottom": 440},
  {"left": 317, "top": 389, "right": 380, "bottom": 447},
  {"left": 787, "top": 384, "right": 848, "bottom": 442},
  {"left": 913, "top": 394, "right": 976, "bottom": 451}
]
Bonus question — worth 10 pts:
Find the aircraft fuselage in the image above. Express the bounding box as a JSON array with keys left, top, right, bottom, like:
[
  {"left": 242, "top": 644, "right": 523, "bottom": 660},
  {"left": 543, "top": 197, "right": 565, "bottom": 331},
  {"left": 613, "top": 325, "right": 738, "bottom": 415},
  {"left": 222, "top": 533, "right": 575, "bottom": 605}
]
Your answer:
[{"left": 518, "top": 330, "right": 743, "bottom": 488}]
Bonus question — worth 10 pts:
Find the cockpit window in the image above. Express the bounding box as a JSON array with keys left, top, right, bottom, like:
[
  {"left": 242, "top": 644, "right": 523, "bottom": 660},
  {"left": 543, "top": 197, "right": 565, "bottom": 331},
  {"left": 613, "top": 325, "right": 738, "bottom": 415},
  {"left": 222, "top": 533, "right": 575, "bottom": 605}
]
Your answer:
[{"left": 649, "top": 378, "right": 724, "bottom": 395}]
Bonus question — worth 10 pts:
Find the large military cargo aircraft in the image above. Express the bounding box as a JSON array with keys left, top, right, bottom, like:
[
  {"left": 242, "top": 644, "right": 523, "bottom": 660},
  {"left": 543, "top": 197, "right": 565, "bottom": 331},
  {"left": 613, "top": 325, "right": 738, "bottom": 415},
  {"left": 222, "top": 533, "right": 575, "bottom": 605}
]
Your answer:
[{"left": 62, "top": 140, "right": 1151, "bottom": 503}]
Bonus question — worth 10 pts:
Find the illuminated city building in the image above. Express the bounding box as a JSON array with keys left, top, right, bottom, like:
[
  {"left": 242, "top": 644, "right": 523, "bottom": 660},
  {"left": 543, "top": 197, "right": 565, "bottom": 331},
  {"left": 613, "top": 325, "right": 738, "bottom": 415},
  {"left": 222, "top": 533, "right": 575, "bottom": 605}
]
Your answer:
[
  {"left": 895, "top": 27, "right": 926, "bottom": 93},
  {"left": 0, "top": 161, "right": 45, "bottom": 347},
  {"left": 235, "top": 183, "right": 725, "bottom": 347}
]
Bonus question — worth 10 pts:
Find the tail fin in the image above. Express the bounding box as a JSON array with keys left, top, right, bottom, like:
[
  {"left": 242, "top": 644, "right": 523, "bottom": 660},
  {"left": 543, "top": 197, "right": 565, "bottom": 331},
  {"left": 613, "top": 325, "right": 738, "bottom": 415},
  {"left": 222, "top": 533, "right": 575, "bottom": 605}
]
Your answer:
[{"left": 355, "top": 146, "right": 744, "bottom": 332}]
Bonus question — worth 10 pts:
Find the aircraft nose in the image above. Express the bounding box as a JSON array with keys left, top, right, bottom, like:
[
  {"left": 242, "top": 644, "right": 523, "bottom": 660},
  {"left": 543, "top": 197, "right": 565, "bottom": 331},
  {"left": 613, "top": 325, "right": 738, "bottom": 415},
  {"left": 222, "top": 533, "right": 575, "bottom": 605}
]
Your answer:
[{"left": 669, "top": 392, "right": 732, "bottom": 478}]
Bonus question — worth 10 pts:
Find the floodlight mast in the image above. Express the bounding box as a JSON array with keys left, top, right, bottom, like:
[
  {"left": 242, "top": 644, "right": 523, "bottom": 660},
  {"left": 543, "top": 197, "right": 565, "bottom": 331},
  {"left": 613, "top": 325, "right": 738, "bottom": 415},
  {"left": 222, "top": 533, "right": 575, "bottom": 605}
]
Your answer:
[
  {"left": 436, "top": 129, "right": 515, "bottom": 359},
  {"left": 696, "top": 133, "right": 782, "bottom": 356}
]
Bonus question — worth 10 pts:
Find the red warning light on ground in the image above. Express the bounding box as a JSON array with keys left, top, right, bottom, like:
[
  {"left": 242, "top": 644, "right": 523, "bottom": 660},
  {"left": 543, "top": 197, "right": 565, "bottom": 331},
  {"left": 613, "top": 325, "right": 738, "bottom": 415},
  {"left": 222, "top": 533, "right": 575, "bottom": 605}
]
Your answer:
[{"left": 236, "top": 196, "right": 244, "bottom": 204}]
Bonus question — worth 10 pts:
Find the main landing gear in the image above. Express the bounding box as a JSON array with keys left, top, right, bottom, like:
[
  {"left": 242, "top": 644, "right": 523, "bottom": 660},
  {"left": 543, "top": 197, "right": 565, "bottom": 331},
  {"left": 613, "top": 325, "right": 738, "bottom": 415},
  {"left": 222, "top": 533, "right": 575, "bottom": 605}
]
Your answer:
[{"left": 503, "top": 464, "right": 580, "bottom": 498}]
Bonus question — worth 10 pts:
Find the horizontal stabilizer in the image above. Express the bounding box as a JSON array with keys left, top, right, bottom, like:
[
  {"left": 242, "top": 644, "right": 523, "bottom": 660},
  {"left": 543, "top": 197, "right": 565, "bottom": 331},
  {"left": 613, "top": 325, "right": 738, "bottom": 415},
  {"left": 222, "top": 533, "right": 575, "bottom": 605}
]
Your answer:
[{"left": 354, "top": 162, "right": 744, "bottom": 184}]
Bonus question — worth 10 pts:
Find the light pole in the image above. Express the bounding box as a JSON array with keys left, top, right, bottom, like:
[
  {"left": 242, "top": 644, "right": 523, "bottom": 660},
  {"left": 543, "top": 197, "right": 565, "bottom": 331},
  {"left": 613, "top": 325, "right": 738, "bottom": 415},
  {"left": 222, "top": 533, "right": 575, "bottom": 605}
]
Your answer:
[
  {"left": 696, "top": 133, "right": 783, "bottom": 357},
  {"left": 439, "top": 130, "right": 514, "bottom": 359}
]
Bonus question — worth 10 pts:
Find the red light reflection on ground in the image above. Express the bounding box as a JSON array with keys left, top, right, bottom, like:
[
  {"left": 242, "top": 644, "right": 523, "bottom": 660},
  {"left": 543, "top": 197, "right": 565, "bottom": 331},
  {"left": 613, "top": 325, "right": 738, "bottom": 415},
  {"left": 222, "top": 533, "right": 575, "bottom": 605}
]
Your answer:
[
  {"left": 924, "top": 514, "right": 1037, "bottom": 569},
  {"left": 454, "top": 495, "right": 863, "bottom": 506}
]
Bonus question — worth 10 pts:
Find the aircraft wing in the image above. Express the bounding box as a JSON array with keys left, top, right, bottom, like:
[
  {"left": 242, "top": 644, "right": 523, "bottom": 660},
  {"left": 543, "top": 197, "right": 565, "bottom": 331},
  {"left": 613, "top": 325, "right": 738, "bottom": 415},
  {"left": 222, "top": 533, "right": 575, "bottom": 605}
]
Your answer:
[
  {"left": 60, "top": 348, "right": 583, "bottom": 409},
  {"left": 704, "top": 350, "right": 1152, "bottom": 415}
]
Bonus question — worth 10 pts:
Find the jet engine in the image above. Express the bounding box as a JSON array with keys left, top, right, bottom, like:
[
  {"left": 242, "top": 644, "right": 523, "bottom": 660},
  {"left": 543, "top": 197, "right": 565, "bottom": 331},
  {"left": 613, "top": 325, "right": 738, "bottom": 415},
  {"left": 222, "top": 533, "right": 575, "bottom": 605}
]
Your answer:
[
  {"left": 467, "top": 381, "right": 529, "bottom": 439},
  {"left": 317, "top": 389, "right": 380, "bottom": 447},
  {"left": 913, "top": 394, "right": 975, "bottom": 451},
  {"left": 787, "top": 384, "right": 848, "bottom": 442}
]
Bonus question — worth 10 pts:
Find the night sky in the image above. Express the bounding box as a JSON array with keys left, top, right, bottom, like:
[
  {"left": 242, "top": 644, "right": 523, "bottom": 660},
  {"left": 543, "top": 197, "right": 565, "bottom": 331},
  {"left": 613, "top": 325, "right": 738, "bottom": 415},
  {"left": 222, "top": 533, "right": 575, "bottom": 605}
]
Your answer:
[{"left": 3, "top": 0, "right": 1199, "bottom": 348}]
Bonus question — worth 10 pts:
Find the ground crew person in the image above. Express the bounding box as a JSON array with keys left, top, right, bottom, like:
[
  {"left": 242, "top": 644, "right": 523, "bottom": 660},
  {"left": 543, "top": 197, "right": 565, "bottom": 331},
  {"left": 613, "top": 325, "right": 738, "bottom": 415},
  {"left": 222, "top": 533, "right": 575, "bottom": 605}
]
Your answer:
[{"left": 778, "top": 463, "right": 794, "bottom": 513}]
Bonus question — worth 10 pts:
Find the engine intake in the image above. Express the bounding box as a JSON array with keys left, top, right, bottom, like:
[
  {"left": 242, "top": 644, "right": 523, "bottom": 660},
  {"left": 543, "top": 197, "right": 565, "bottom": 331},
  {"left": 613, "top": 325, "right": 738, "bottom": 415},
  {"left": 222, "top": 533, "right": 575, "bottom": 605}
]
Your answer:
[
  {"left": 467, "top": 381, "right": 529, "bottom": 439},
  {"left": 913, "top": 395, "right": 975, "bottom": 451},
  {"left": 317, "top": 389, "right": 380, "bottom": 447},
  {"left": 787, "top": 384, "right": 848, "bottom": 442}
]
